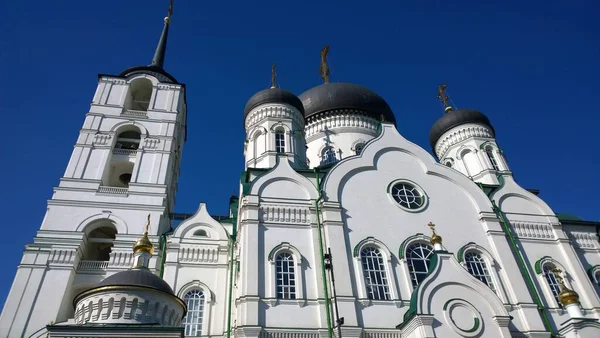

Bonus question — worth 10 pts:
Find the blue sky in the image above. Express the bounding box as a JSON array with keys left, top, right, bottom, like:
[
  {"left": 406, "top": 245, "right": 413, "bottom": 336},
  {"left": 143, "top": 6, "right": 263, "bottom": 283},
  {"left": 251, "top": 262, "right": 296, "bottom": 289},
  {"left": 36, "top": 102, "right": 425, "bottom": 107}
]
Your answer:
[{"left": 0, "top": 0, "right": 598, "bottom": 309}]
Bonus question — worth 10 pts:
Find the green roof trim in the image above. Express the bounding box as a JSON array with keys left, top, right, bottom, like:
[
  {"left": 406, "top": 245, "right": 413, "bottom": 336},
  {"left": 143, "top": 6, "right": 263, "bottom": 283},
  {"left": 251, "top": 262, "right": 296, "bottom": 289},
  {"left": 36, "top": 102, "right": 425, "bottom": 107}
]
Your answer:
[
  {"left": 534, "top": 256, "right": 553, "bottom": 275},
  {"left": 398, "top": 233, "right": 429, "bottom": 259},
  {"left": 456, "top": 242, "right": 476, "bottom": 263},
  {"left": 557, "top": 213, "right": 584, "bottom": 222},
  {"left": 396, "top": 251, "right": 448, "bottom": 330}
]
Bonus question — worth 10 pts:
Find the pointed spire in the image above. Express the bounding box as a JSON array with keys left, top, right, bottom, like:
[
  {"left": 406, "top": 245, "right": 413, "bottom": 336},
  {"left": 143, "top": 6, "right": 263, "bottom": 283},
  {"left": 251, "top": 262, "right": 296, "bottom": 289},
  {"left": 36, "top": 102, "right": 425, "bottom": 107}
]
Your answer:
[
  {"left": 132, "top": 215, "right": 154, "bottom": 268},
  {"left": 149, "top": 0, "right": 174, "bottom": 69}
]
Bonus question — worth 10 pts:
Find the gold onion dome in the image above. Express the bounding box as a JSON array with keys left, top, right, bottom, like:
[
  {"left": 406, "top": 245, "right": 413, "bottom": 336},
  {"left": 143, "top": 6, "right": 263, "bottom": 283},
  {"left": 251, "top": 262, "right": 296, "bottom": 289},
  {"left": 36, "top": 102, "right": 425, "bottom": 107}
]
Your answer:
[
  {"left": 133, "top": 232, "right": 154, "bottom": 254},
  {"left": 430, "top": 233, "right": 443, "bottom": 245},
  {"left": 558, "top": 284, "right": 580, "bottom": 306}
]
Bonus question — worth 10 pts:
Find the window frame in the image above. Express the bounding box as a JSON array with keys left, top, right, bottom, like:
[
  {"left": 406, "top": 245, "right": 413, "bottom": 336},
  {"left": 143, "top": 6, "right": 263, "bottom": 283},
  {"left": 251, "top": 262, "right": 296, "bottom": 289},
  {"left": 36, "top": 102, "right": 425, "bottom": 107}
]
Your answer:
[
  {"left": 463, "top": 251, "right": 496, "bottom": 292},
  {"left": 320, "top": 146, "right": 338, "bottom": 166},
  {"left": 405, "top": 242, "right": 435, "bottom": 289},
  {"left": 353, "top": 237, "right": 399, "bottom": 305},
  {"left": 485, "top": 146, "right": 500, "bottom": 171},
  {"left": 177, "top": 280, "right": 213, "bottom": 337},
  {"left": 360, "top": 246, "right": 391, "bottom": 301},
  {"left": 457, "top": 243, "right": 508, "bottom": 303},
  {"left": 387, "top": 179, "right": 428, "bottom": 212},
  {"left": 267, "top": 243, "right": 305, "bottom": 306},
  {"left": 275, "top": 129, "right": 286, "bottom": 154}
]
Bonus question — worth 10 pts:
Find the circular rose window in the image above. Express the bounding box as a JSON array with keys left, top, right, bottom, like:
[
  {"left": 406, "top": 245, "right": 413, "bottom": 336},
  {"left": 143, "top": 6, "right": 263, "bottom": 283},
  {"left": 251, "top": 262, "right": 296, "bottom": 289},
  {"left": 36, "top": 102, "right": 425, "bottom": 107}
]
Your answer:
[{"left": 390, "top": 181, "right": 426, "bottom": 211}]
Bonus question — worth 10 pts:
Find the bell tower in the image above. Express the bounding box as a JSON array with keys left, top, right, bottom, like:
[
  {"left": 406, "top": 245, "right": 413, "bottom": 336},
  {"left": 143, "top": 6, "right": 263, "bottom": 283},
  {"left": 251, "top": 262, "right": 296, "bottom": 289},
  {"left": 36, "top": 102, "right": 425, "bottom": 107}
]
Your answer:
[{"left": 0, "top": 3, "right": 187, "bottom": 337}]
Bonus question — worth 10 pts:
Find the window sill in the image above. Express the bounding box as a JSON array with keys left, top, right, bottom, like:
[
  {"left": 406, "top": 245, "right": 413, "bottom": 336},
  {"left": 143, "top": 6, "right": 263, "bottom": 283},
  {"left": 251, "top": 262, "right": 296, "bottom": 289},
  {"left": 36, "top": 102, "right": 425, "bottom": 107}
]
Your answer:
[
  {"left": 265, "top": 298, "right": 307, "bottom": 308},
  {"left": 358, "top": 298, "right": 403, "bottom": 308}
]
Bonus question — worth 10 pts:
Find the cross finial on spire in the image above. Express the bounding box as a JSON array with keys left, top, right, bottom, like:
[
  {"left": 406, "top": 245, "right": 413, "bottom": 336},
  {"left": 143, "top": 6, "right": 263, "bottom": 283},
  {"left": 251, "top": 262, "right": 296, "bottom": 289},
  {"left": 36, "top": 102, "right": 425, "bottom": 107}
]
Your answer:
[
  {"left": 166, "top": 0, "right": 174, "bottom": 22},
  {"left": 551, "top": 267, "right": 565, "bottom": 285},
  {"left": 319, "top": 45, "right": 330, "bottom": 84},
  {"left": 437, "top": 84, "right": 453, "bottom": 113},
  {"left": 428, "top": 222, "right": 443, "bottom": 246},
  {"left": 144, "top": 214, "right": 151, "bottom": 234},
  {"left": 271, "top": 62, "right": 277, "bottom": 89}
]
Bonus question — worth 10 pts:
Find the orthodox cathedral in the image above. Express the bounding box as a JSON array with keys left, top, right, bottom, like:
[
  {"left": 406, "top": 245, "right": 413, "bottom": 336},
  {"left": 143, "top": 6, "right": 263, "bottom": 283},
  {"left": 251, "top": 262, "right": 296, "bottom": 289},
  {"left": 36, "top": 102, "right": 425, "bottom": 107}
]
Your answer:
[{"left": 1, "top": 4, "right": 600, "bottom": 338}]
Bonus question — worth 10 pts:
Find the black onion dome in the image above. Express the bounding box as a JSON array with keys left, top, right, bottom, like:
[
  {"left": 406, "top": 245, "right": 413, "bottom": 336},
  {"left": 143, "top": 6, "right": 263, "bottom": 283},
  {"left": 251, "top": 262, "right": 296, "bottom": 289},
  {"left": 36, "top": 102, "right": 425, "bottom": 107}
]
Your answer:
[
  {"left": 299, "top": 83, "right": 396, "bottom": 123},
  {"left": 429, "top": 109, "right": 495, "bottom": 150},
  {"left": 244, "top": 88, "right": 305, "bottom": 117},
  {"left": 96, "top": 268, "right": 175, "bottom": 295}
]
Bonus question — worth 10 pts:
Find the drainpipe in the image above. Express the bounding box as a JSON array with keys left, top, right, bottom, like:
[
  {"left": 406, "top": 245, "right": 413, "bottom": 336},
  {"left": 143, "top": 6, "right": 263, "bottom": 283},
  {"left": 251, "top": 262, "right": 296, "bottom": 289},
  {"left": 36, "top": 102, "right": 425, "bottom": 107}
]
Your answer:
[
  {"left": 226, "top": 235, "right": 235, "bottom": 338},
  {"left": 490, "top": 199, "right": 556, "bottom": 336},
  {"left": 314, "top": 168, "right": 334, "bottom": 338},
  {"left": 159, "top": 234, "right": 167, "bottom": 278}
]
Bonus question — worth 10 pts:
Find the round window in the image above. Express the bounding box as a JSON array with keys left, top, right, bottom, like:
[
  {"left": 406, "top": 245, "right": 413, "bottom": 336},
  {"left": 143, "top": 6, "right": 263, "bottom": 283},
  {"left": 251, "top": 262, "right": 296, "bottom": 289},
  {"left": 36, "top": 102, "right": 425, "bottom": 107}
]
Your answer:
[{"left": 390, "top": 181, "right": 426, "bottom": 211}]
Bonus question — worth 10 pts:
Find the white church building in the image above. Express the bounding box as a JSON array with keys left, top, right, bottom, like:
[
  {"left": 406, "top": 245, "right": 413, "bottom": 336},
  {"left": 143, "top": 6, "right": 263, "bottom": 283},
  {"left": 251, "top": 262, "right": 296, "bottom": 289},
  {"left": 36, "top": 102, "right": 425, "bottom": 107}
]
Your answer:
[{"left": 1, "top": 6, "right": 600, "bottom": 338}]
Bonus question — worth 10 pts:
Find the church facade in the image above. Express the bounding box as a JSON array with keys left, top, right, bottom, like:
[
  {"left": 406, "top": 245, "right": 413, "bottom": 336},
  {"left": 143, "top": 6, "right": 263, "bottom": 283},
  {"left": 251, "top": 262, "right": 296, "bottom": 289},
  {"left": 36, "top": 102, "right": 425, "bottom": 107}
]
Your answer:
[{"left": 1, "top": 7, "right": 600, "bottom": 338}]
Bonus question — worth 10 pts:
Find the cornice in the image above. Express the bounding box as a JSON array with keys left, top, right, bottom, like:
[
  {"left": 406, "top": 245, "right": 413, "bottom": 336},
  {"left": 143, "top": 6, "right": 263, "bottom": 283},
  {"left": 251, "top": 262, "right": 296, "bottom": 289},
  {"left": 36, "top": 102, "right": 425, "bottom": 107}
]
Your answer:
[
  {"left": 245, "top": 105, "right": 304, "bottom": 130},
  {"left": 47, "top": 199, "right": 166, "bottom": 211},
  {"left": 435, "top": 124, "right": 494, "bottom": 157}
]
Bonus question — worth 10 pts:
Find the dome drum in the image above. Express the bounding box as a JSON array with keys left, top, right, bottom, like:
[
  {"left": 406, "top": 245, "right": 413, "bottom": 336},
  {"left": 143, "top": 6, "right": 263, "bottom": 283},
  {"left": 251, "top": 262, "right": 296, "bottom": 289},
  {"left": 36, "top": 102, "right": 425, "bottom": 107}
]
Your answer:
[
  {"left": 429, "top": 109, "right": 495, "bottom": 153},
  {"left": 244, "top": 88, "right": 305, "bottom": 119}
]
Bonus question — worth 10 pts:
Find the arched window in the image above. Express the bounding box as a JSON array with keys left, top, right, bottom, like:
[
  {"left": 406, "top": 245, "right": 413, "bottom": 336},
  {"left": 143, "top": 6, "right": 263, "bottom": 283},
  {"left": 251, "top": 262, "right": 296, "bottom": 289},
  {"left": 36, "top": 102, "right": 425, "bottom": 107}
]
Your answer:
[
  {"left": 485, "top": 147, "right": 500, "bottom": 171},
  {"left": 360, "top": 247, "right": 390, "bottom": 300},
  {"left": 445, "top": 161, "right": 452, "bottom": 167},
  {"left": 126, "top": 78, "right": 153, "bottom": 111},
  {"left": 321, "top": 147, "right": 337, "bottom": 165},
  {"left": 193, "top": 229, "right": 208, "bottom": 237},
  {"left": 542, "top": 264, "right": 562, "bottom": 307},
  {"left": 275, "top": 129, "right": 285, "bottom": 154},
  {"left": 464, "top": 252, "right": 496, "bottom": 291},
  {"left": 182, "top": 289, "right": 205, "bottom": 336},
  {"left": 595, "top": 271, "right": 600, "bottom": 288},
  {"left": 355, "top": 143, "right": 365, "bottom": 155},
  {"left": 406, "top": 243, "right": 434, "bottom": 288},
  {"left": 276, "top": 253, "right": 296, "bottom": 299},
  {"left": 84, "top": 226, "right": 117, "bottom": 261},
  {"left": 116, "top": 130, "right": 141, "bottom": 150}
]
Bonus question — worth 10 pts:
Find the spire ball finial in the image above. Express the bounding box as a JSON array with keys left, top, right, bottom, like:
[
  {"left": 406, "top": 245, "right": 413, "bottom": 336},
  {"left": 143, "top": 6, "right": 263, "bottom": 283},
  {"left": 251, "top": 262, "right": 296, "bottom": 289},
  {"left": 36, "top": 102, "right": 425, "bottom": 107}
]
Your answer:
[{"left": 319, "top": 45, "right": 330, "bottom": 84}]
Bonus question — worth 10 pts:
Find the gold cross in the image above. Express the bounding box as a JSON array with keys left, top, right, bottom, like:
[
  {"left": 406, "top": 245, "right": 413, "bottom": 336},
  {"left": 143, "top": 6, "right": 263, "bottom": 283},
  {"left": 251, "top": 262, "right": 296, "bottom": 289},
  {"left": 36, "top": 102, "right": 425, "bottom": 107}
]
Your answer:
[
  {"left": 437, "top": 84, "right": 450, "bottom": 109},
  {"left": 551, "top": 267, "right": 565, "bottom": 284},
  {"left": 428, "top": 222, "right": 436, "bottom": 234},
  {"left": 271, "top": 62, "right": 277, "bottom": 89},
  {"left": 168, "top": 0, "right": 174, "bottom": 18},
  {"left": 319, "top": 45, "right": 330, "bottom": 84}
]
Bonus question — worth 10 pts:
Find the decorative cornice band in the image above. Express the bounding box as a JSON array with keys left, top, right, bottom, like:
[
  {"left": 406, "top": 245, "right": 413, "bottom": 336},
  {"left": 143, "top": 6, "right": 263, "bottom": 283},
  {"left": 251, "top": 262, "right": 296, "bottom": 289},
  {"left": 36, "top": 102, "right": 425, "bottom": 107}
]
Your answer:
[
  {"left": 245, "top": 105, "right": 304, "bottom": 130},
  {"left": 435, "top": 124, "right": 494, "bottom": 157},
  {"left": 305, "top": 109, "right": 379, "bottom": 139}
]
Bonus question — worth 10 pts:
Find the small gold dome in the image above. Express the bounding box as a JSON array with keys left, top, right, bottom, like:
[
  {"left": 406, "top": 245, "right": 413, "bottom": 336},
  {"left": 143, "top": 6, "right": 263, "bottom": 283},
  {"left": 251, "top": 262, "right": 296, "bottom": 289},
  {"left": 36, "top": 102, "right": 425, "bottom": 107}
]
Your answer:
[
  {"left": 133, "top": 232, "right": 154, "bottom": 254},
  {"left": 430, "top": 234, "right": 443, "bottom": 245},
  {"left": 558, "top": 286, "right": 580, "bottom": 306}
]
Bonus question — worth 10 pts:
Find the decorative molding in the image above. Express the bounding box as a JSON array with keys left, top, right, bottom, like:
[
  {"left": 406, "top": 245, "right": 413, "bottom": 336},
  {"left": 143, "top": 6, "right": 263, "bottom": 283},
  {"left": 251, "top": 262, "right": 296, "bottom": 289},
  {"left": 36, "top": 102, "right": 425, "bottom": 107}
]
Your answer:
[
  {"left": 178, "top": 245, "right": 220, "bottom": 263},
  {"left": 48, "top": 248, "right": 77, "bottom": 266},
  {"left": 259, "top": 203, "right": 311, "bottom": 224},
  {"left": 245, "top": 105, "right": 304, "bottom": 130},
  {"left": 511, "top": 222, "right": 555, "bottom": 240},
  {"left": 569, "top": 231, "right": 597, "bottom": 249},
  {"left": 435, "top": 124, "right": 494, "bottom": 157},
  {"left": 305, "top": 110, "right": 379, "bottom": 140},
  {"left": 260, "top": 330, "right": 320, "bottom": 338},
  {"left": 143, "top": 138, "right": 161, "bottom": 149},
  {"left": 93, "top": 134, "right": 113, "bottom": 146},
  {"left": 361, "top": 331, "right": 402, "bottom": 338}
]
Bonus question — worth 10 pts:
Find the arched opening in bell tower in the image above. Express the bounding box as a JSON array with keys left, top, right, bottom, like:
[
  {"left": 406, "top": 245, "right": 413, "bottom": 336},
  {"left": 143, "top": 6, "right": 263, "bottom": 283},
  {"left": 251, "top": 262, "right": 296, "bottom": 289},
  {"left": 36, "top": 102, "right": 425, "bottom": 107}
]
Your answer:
[
  {"left": 124, "top": 78, "right": 153, "bottom": 111},
  {"left": 83, "top": 223, "right": 117, "bottom": 262}
]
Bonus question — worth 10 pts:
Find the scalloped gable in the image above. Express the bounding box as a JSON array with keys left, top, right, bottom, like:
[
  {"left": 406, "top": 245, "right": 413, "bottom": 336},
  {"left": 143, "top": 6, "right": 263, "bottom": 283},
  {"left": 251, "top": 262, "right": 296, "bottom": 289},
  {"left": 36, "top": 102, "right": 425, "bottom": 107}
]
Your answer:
[
  {"left": 400, "top": 251, "right": 511, "bottom": 336},
  {"left": 321, "top": 123, "right": 493, "bottom": 212},
  {"left": 491, "top": 176, "right": 557, "bottom": 218},
  {"left": 249, "top": 155, "right": 318, "bottom": 200},
  {"left": 172, "top": 202, "right": 229, "bottom": 240}
]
